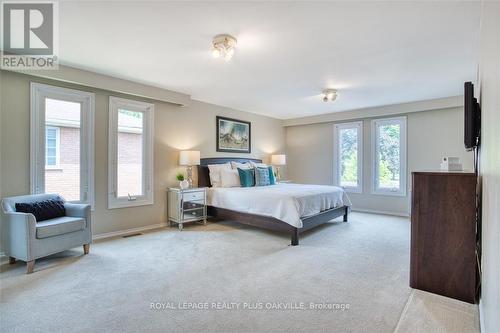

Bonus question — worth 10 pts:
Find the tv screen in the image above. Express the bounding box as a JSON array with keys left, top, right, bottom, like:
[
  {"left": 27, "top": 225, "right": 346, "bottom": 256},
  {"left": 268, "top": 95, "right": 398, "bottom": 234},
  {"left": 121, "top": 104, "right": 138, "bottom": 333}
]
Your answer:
[{"left": 464, "top": 82, "right": 480, "bottom": 150}]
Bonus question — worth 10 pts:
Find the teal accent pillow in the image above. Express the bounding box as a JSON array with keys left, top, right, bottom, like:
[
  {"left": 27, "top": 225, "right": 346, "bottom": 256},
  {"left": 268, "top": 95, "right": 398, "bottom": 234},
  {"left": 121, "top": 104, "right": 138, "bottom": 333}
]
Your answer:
[
  {"left": 237, "top": 168, "right": 255, "bottom": 187},
  {"left": 255, "top": 167, "right": 271, "bottom": 186},
  {"left": 268, "top": 166, "right": 276, "bottom": 185}
]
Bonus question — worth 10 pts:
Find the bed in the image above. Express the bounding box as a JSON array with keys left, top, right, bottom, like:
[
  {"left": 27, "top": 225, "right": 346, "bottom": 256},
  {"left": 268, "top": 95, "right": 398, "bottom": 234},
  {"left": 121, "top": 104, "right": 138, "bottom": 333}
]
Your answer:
[{"left": 198, "top": 157, "right": 351, "bottom": 246}]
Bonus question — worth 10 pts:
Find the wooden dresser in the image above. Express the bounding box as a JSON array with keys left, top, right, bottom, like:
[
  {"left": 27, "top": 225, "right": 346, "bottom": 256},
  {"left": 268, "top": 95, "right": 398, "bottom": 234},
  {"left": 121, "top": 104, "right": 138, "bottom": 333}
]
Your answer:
[{"left": 410, "top": 171, "right": 477, "bottom": 304}]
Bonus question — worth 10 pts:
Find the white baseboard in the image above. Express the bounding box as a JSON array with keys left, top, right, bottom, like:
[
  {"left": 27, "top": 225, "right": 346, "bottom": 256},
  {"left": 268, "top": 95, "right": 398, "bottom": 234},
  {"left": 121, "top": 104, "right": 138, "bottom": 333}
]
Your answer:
[
  {"left": 0, "top": 223, "right": 167, "bottom": 259},
  {"left": 92, "top": 223, "right": 167, "bottom": 240},
  {"left": 351, "top": 208, "right": 410, "bottom": 217},
  {"left": 479, "top": 300, "right": 485, "bottom": 333}
]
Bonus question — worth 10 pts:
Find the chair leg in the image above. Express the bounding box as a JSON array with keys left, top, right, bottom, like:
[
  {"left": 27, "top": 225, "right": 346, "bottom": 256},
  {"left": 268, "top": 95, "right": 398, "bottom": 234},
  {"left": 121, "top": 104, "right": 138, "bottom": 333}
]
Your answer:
[
  {"left": 9, "top": 257, "right": 16, "bottom": 265},
  {"left": 26, "top": 260, "right": 35, "bottom": 274},
  {"left": 83, "top": 244, "right": 90, "bottom": 254}
]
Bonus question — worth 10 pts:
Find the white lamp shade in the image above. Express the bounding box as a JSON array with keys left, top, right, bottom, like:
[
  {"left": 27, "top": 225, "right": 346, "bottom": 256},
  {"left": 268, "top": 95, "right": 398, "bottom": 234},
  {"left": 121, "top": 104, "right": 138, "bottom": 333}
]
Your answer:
[
  {"left": 271, "top": 154, "right": 286, "bottom": 165},
  {"left": 179, "top": 150, "right": 200, "bottom": 166}
]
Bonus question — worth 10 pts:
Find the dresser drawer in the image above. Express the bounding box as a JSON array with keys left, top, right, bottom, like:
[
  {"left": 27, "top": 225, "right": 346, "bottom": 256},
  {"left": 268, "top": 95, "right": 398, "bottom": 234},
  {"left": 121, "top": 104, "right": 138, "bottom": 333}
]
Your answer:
[
  {"left": 183, "top": 200, "right": 204, "bottom": 210},
  {"left": 183, "top": 191, "right": 205, "bottom": 202},
  {"left": 183, "top": 208, "right": 204, "bottom": 221}
]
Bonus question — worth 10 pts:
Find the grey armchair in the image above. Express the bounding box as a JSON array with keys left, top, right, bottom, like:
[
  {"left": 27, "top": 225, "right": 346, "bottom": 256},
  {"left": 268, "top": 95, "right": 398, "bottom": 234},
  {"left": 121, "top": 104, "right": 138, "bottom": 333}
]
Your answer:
[{"left": 1, "top": 194, "right": 92, "bottom": 273}]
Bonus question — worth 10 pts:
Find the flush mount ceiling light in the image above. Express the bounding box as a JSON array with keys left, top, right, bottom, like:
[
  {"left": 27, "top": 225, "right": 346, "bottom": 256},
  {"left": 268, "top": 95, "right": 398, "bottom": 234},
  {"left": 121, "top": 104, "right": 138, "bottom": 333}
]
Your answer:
[
  {"left": 322, "top": 89, "right": 338, "bottom": 102},
  {"left": 211, "top": 34, "right": 237, "bottom": 61}
]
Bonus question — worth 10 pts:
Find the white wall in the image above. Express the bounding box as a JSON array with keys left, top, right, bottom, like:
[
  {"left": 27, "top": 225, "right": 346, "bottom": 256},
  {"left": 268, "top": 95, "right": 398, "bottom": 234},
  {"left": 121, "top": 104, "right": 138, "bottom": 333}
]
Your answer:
[
  {"left": 0, "top": 70, "right": 285, "bottom": 235},
  {"left": 478, "top": 1, "right": 500, "bottom": 332},
  {"left": 286, "top": 107, "right": 474, "bottom": 216}
]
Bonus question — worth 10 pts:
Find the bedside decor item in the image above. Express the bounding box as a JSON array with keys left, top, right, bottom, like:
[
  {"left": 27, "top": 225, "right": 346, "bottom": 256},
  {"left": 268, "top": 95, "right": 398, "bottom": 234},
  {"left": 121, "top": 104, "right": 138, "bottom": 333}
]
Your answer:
[
  {"left": 176, "top": 173, "right": 189, "bottom": 190},
  {"left": 180, "top": 180, "right": 189, "bottom": 190},
  {"left": 179, "top": 150, "right": 200, "bottom": 188},
  {"left": 271, "top": 154, "right": 286, "bottom": 181},
  {"left": 440, "top": 157, "right": 463, "bottom": 171},
  {"left": 216, "top": 116, "right": 251, "bottom": 153},
  {"left": 168, "top": 187, "right": 207, "bottom": 231}
]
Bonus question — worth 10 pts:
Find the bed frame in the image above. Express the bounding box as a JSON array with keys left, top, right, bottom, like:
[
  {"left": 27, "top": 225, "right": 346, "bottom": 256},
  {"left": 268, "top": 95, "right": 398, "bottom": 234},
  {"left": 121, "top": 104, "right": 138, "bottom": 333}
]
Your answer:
[{"left": 198, "top": 157, "right": 348, "bottom": 246}]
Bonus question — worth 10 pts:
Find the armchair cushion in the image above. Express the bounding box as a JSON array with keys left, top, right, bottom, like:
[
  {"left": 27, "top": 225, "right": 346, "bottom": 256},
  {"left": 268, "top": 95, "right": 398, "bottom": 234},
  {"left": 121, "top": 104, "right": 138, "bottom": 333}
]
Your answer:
[
  {"left": 15, "top": 199, "right": 66, "bottom": 222},
  {"left": 36, "top": 216, "right": 85, "bottom": 239}
]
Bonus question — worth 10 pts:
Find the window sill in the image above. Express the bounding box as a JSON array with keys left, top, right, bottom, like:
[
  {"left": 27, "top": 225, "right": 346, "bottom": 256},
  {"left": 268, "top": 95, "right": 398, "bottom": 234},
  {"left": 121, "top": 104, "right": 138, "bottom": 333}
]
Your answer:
[
  {"left": 45, "top": 167, "right": 63, "bottom": 171},
  {"left": 108, "top": 197, "right": 154, "bottom": 209},
  {"left": 371, "top": 190, "right": 407, "bottom": 197}
]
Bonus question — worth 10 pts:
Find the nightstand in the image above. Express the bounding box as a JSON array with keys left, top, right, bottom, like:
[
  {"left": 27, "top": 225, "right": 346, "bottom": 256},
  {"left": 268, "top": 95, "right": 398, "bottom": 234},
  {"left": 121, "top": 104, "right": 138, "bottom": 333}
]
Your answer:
[{"left": 167, "top": 187, "right": 207, "bottom": 231}]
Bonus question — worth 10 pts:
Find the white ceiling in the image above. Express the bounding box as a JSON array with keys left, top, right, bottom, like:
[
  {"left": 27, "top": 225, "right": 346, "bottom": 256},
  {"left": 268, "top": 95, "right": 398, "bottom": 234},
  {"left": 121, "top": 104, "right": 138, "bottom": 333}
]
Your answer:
[{"left": 59, "top": 1, "right": 481, "bottom": 119}]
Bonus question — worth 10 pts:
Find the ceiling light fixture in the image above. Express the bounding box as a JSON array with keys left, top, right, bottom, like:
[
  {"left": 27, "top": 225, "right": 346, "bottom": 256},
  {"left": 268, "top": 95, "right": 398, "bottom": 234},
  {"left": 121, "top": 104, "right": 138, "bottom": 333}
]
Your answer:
[
  {"left": 212, "top": 34, "right": 237, "bottom": 61},
  {"left": 322, "top": 89, "right": 338, "bottom": 102}
]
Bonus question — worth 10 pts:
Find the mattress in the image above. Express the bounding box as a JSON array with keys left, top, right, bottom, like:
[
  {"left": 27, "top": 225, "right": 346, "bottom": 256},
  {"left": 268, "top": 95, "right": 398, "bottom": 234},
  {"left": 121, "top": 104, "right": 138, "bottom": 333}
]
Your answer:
[{"left": 207, "top": 183, "right": 352, "bottom": 228}]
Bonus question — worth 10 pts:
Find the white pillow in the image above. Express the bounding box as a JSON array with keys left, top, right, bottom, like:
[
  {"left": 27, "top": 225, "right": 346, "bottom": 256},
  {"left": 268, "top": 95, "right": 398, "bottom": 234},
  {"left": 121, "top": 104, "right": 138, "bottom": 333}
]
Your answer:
[
  {"left": 220, "top": 169, "right": 241, "bottom": 188},
  {"left": 208, "top": 163, "right": 231, "bottom": 187},
  {"left": 231, "top": 161, "right": 252, "bottom": 170},
  {"left": 250, "top": 161, "right": 268, "bottom": 168}
]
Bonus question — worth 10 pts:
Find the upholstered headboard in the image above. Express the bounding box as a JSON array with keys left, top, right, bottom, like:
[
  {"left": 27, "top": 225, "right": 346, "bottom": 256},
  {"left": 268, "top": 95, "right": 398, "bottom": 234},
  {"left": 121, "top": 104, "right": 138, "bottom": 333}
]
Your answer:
[{"left": 198, "top": 157, "right": 262, "bottom": 187}]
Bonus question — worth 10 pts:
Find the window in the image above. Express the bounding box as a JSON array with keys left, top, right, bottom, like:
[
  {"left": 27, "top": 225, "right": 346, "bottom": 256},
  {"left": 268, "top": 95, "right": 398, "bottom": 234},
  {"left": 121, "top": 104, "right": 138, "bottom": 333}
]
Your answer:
[
  {"left": 108, "top": 96, "right": 154, "bottom": 209},
  {"left": 371, "top": 116, "right": 407, "bottom": 196},
  {"left": 45, "top": 126, "right": 60, "bottom": 167},
  {"left": 333, "top": 121, "right": 363, "bottom": 193},
  {"left": 31, "top": 83, "right": 94, "bottom": 205}
]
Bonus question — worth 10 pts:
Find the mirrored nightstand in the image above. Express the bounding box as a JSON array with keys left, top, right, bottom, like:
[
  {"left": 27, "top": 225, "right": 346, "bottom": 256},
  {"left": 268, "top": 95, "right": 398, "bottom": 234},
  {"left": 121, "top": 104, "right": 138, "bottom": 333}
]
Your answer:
[{"left": 167, "top": 187, "right": 207, "bottom": 231}]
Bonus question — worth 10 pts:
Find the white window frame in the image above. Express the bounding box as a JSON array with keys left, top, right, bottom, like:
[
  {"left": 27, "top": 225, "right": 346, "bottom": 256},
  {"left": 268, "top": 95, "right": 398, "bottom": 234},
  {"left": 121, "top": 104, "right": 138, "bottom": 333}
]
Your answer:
[
  {"left": 45, "top": 126, "right": 60, "bottom": 168},
  {"left": 30, "top": 82, "right": 95, "bottom": 207},
  {"left": 108, "top": 96, "right": 154, "bottom": 209},
  {"left": 371, "top": 116, "right": 407, "bottom": 196},
  {"left": 333, "top": 121, "right": 363, "bottom": 193}
]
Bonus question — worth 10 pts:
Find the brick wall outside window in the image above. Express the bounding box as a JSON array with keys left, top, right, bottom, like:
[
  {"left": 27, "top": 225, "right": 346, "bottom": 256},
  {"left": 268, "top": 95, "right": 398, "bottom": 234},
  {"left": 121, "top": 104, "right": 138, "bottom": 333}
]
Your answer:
[{"left": 45, "top": 126, "right": 142, "bottom": 201}]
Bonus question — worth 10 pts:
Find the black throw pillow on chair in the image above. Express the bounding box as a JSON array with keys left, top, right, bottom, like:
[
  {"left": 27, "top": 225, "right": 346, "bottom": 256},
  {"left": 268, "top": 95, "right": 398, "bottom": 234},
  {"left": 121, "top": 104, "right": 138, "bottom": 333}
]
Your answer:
[{"left": 15, "top": 200, "right": 66, "bottom": 222}]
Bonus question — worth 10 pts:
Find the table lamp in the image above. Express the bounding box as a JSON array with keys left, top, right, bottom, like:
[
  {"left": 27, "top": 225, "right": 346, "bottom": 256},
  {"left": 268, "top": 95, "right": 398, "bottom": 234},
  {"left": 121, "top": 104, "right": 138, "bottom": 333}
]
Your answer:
[
  {"left": 179, "top": 150, "right": 200, "bottom": 188},
  {"left": 271, "top": 154, "right": 286, "bottom": 181}
]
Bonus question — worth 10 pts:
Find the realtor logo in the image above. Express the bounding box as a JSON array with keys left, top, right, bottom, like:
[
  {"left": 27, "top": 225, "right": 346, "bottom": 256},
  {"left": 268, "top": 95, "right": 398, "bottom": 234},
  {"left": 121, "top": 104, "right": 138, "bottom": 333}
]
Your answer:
[{"left": 1, "top": 1, "right": 58, "bottom": 69}]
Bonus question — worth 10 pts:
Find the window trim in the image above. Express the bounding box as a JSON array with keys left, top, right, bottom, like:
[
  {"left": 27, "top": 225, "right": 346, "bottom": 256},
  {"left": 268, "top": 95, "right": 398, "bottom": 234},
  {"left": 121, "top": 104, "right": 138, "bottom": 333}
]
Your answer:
[
  {"left": 371, "top": 116, "right": 407, "bottom": 196},
  {"left": 333, "top": 121, "right": 363, "bottom": 193},
  {"left": 108, "top": 96, "right": 154, "bottom": 209},
  {"left": 30, "top": 82, "right": 95, "bottom": 207},
  {"left": 45, "top": 126, "right": 61, "bottom": 169}
]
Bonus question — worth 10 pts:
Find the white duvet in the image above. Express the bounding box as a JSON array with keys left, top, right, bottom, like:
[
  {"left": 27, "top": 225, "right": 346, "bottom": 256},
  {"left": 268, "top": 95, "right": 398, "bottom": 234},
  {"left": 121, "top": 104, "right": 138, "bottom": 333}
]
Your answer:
[{"left": 207, "top": 183, "right": 352, "bottom": 228}]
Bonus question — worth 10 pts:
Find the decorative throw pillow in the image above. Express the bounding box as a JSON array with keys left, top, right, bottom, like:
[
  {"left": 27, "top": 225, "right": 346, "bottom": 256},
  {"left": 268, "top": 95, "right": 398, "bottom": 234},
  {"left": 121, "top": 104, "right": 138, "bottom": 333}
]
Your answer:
[
  {"left": 231, "top": 161, "right": 252, "bottom": 170},
  {"left": 220, "top": 169, "right": 241, "bottom": 187},
  {"left": 237, "top": 168, "right": 255, "bottom": 187},
  {"left": 207, "top": 163, "right": 231, "bottom": 187},
  {"left": 267, "top": 166, "right": 276, "bottom": 185},
  {"left": 255, "top": 167, "right": 271, "bottom": 186},
  {"left": 15, "top": 199, "right": 66, "bottom": 222}
]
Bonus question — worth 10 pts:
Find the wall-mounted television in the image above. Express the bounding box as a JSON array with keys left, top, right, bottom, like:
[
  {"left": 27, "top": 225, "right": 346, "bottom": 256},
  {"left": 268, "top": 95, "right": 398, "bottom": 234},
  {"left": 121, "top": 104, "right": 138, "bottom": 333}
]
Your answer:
[{"left": 464, "top": 82, "right": 481, "bottom": 150}]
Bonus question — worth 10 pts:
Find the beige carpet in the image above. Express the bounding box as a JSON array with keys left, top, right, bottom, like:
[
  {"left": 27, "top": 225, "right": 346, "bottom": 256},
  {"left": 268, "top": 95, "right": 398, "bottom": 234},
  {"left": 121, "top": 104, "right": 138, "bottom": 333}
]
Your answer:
[
  {"left": 0, "top": 212, "right": 478, "bottom": 333},
  {"left": 394, "top": 289, "right": 479, "bottom": 333}
]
